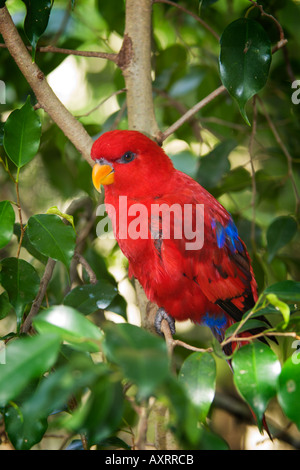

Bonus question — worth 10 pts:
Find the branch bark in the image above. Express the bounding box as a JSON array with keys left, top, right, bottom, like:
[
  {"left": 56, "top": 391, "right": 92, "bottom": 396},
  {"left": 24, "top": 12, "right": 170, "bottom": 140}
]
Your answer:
[
  {"left": 122, "top": 0, "right": 160, "bottom": 138},
  {"left": 0, "top": 5, "right": 94, "bottom": 166}
]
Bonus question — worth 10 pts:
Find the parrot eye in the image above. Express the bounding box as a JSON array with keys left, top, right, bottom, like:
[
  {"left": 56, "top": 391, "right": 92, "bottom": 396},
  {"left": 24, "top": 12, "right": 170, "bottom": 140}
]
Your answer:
[{"left": 120, "top": 151, "right": 136, "bottom": 164}]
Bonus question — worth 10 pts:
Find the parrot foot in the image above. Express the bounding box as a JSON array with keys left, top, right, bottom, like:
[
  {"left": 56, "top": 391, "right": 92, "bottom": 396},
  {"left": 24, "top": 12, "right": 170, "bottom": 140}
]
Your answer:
[{"left": 154, "top": 308, "right": 176, "bottom": 336}]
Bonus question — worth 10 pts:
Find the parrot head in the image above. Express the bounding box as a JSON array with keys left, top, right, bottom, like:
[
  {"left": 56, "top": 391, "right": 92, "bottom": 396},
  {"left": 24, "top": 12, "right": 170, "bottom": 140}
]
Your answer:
[{"left": 91, "top": 130, "right": 174, "bottom": 197}]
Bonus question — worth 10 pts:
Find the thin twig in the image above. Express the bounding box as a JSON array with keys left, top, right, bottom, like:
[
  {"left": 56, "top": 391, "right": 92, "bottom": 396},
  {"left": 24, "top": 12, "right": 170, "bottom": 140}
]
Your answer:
[
  {"left": 160, "top": 319, "right": 213, "bottom": 355},
  {"left": 152, "top": 0, "right": 220, "bottom": 41},
  {"left": 21, "top": 258, "right": 56, "bottom": 334},
  {"left": 154, "top": 87, "right": 203, "bottom": 142},
  {"left": 248, "top": 0, "right": 285, "bottom": 41},
  {"left": 157, "top": 85, "right": 226, "bottom": 143},
  {"left": 73, "top": 251, "right": 97, "bottom": 285},
  {"left": 76, "top": 88, "right": 126, "bottom": 118},
  {"left": 223, "top": 330, "right": 300, "bottom": 345},
  {"left": 173, "top": 340, "right": 213, "bottom": 354},
  {"left": 15, "top": 178, "right": 24, "bottom": 259},
  {"left": 0, "top": 43, "right": 118, "bottom": 62},
  {"left": 135, "top": 401, "right": 149, "bottom": 450}
]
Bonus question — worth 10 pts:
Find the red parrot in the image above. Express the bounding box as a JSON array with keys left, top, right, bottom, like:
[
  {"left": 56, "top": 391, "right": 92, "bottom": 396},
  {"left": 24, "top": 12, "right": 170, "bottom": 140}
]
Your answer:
[{"left": 91, "top": 130, "right": 273, "bottom": 354}]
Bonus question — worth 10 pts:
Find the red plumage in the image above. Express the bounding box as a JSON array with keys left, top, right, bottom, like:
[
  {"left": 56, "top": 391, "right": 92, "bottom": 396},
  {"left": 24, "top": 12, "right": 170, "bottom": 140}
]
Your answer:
[{"left": 91, "top": 130, "right": 262, "bottom": 347}]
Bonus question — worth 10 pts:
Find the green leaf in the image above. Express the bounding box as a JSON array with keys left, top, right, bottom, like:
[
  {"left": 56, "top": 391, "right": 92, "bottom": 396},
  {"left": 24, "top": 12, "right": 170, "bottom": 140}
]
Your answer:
[
  {"left": 264, "top": 280, "right": 300, "bottom": 302},
  {"left": 22, "top": 0, "right": 53, "bottom": 59},
  {"left": 196, "top": 140, "right": 236, "bottom": 188},
  {"left": 0, "top": 200, "right": 15, "bottom": 249},
  {"left": 46, "top": 206, "right": 76, "bottom": 231},
  {"left": 277, "top": 356, "right": 300, "bottom": 430},
  {"left": 178, "top": 352, "right": 216, "bottom": 422},
  {"left": 3, "top": 97, "right": 41, "bottom": 169},
  {"left": 0, "top": 334, "right": 61, "bottom": 406},
  {"left": 4, "top": 404, "right": 48, "bottom": 450},
  {"left": 27, "top": 214, "right": 76, "bottom": 268},
  {"left": 103, "top": 323, "right": 170, "bottom": 398},
  {"left": 219, "top": 18, "right": 272, "bottom": 125},
  {"left": 232, "top": 342, "right": 281, "bottom": 429},
  {"left": 63, "top": 281, "right": 117, "bottom": 315},
  {"left": 33, "top": 305, "right": 103, "bottom": 352},
  {"left": 0, "top": 257, "right": 40, "bottom": 329},
  {"left": 267, "top": 216, "right": 297, "bottom": 262},
  {"left": 266, "top": 293, "right": 290, "bottom": 328}
]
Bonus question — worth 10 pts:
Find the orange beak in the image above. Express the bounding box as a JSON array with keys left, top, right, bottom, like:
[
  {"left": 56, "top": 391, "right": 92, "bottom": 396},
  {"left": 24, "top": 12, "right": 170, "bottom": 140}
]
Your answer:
[{"left": 92, "top": 163, "right": 115, "bottom": 193}]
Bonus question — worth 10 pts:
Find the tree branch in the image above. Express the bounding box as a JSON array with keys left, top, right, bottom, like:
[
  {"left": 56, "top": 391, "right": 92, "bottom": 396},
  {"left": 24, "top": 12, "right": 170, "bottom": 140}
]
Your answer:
[
  {"left": 157, "top": 85, "right": 226, "bottom": 143},
  {"left": 0, "top": 5, "right": 94, "bottom": 166},
  {"left": 0, "top": 43, "right": 119, "bottom": 62},
  {"left": 73, "top": 251, "right": 97, "bottom": 285},
  {"left": 21, "top": 258, "right": 56, "bottom": 334},
  {"left": 122, "top": 0, "right": 160, "bottom": 137}
]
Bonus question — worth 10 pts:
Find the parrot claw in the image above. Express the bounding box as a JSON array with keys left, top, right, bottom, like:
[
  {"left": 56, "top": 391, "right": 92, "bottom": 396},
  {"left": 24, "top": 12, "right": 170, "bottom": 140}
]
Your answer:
[{"left": 154, "top": 308, "right": 176, "bottom": 336}]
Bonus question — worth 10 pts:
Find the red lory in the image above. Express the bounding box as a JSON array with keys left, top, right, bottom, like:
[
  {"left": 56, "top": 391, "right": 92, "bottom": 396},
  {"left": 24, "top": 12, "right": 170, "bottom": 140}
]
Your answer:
[{"left": 91, "top": 129, "right": 274, "bottom": 434}]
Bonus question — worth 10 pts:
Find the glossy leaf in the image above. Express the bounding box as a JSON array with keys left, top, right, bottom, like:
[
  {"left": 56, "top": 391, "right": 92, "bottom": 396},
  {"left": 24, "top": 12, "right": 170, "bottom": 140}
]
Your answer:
[
  {"left": 103, "top": 322, "right": 170, "bottom": 398},
  {"left": 219, "top": 18, "right": 271, "bottom": 125},
  {"left": 267, "top": 216, "right": 297, "bottom": 262},
  {"left": 264, "top": 280, "right": 300, "bottom": 302},
  {"left": 3, "top": 97, "right": 41, "bottom": 169},
  {"left": 4, "top": 404, "right": 48, "bottom": 451},
  {"left": 27, "top": 214, "right": 76, "bottom": 268},
  {"left": 0, "top": 334, "right": 61, "bottom": 406},
  {"left": 63, "top": 280, "right": 117, "bottom": 315},
  {"left": 232, "top": 342, "right": 281, "bottom": 429},
  {"left": 179, "top": 352, "right": 216, "bottom": 422},
  {"left": 22, "top": 0, "right": 53, "bottom": 59},
  {"left": 0, "top": 257, "right": 40, "bottom": 329},
  {"left": 33, "top": 305, "right": 103, "bottom": 352},
  {"left": 0, "top": 200, "right": 15, "bottom": 249},
  {"left": 277, "top": 356, "right": 300, "bottom": 429}
]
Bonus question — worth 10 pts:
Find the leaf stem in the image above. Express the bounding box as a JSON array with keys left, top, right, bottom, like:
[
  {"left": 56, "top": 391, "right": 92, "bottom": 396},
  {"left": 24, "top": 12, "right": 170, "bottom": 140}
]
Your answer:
[{"left": 15, "top": 177, "right": 24, "bottom": 259}]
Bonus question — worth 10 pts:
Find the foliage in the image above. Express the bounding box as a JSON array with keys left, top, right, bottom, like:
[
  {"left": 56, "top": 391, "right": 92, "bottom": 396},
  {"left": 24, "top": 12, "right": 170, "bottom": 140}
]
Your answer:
[{"left": 0, "top": 0, "right": 300, "bottom": 451}]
